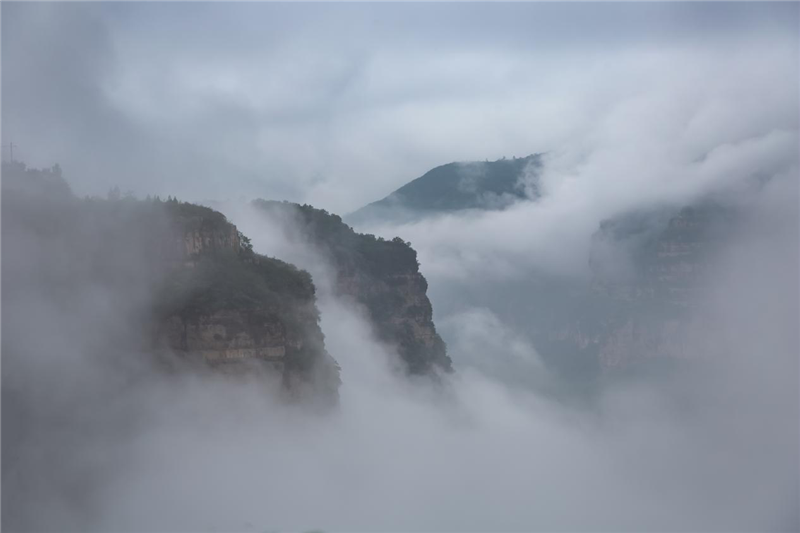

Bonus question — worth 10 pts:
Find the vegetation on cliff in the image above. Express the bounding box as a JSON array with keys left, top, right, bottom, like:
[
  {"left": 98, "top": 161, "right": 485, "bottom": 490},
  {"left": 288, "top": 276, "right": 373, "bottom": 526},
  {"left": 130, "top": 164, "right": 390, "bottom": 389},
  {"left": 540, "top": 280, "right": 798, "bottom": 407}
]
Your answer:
[
  {"left": 255, "top": 199, "right": 420, "bottom": 274},
  {"left": 156, "top": 246, "right": 316, "bottom": 319},
  {"left": 252, "top": 199, "right": 453, "bottom": 375},
  {"left": 2, "top": 161, "right": 339, "bottom": 396},
  {"left": 346, "top": 154, "right": 542, "bottom": 224}
]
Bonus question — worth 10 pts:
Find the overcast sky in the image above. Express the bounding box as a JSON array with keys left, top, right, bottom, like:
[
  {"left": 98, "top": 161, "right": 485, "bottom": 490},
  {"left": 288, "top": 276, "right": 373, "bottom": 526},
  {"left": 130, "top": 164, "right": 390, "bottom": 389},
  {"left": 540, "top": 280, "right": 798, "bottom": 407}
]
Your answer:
[{"left": 2, "top": 2, "right": 798, "bottom": 213}]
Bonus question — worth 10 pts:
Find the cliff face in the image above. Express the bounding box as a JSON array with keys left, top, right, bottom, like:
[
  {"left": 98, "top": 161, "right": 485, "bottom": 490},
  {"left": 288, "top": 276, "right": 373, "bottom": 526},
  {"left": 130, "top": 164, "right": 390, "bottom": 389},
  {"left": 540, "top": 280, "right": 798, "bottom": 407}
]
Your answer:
[
  {"left": 156, "top": 202, "right": 340, "bottom": 397},
  {"left": 155, "top": 202, "right": 242, "bottom": 264},
  {"left": 545, "top": 204, "right": 736, "bottom": 372},
  {"left": 1, "top": 163, "right": 339, "bottom": 401},
  {"left": 161, "top": 310, "right": 287, "bottom": 366},
  {"left": 592, "top": 205, "right": 732, "bottom": 306},
  {"left": 179, "top": 224, "right": 240, "bottom": 259},
  {"left": 252, "top": 200, "right": 452, "bottom": 376},
  {"left": 338, "top": 267, "right": 450, "bottom": 375}
]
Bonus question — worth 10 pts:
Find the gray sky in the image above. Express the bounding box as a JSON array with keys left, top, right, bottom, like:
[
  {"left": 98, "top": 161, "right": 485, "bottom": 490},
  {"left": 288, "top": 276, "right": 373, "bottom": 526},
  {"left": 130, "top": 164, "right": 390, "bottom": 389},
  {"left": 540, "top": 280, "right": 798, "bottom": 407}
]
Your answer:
[{"left": 3, "top": 2, "right": 798, "bottom": 213}]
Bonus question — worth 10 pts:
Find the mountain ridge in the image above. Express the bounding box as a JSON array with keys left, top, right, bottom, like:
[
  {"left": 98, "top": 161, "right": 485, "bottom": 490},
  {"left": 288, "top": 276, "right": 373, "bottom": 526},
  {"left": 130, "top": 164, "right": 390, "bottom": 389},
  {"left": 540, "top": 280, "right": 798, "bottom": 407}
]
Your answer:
[
  {"left": 346, "top": 154, "right": 543, "bottom": 226},
  {"left": 251, "top": 200, "right": 453, "bottom": 376}
]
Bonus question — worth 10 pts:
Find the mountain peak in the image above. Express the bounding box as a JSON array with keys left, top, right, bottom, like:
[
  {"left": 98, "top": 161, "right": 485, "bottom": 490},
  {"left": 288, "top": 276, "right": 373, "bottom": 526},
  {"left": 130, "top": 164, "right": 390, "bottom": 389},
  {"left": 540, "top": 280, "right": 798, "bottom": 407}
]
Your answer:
[{"left": 347, "top": 154, "right": 543, "bottom": 225}]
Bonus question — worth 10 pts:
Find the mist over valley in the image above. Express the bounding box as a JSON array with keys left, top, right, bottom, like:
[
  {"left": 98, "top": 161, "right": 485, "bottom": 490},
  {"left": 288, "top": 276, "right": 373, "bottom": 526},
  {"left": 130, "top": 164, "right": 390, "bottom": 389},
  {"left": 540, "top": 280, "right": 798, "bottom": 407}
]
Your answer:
[{"left": 2, "top": 3, "right": 798, "bottom": 531}]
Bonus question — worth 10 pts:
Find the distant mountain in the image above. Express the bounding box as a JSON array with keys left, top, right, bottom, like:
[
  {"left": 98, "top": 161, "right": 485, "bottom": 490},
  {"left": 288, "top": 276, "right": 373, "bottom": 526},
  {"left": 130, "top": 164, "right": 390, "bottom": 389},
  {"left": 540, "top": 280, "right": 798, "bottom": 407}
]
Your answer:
[
  {"left": 428, "top": 198, "right": 744, "bottom": 401},
  {"left": 346, "top": 154, "right": 542, "bottom": 225},
  {"left": 544, "top": 202, "right": 741, "bottom": 373}
]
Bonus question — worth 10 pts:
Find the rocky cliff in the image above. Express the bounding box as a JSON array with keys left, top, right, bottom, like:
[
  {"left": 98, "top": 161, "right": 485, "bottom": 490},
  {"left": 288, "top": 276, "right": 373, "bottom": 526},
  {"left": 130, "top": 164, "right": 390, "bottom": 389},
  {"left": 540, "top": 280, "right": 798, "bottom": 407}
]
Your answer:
[
  {"left": 252, "top": 200, "right": 452, "bottom": 376},
  {"left": 155, "top": 200, "right": 340, "bottom": 398},
  {"left": 543, "top": 203, "right": 737, "bottom": 373},
  {"left": 591, "top": 205, "right": 734, "bottom": 306},
  {"left": 1, "top": 162, "right": 339, "bottom": 400},
  {"left": 337, "top": 263, "right": 450, "bottom": 375}
]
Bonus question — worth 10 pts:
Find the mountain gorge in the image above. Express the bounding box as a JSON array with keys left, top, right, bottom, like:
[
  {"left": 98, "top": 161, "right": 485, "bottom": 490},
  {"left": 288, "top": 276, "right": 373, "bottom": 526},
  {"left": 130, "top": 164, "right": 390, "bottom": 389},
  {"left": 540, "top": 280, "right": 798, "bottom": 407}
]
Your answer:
[
  {"left": 0, "top": 157, "right": 777, "bottom": 399},
  {"left": 4, "top": 3, "right": 798, "bottom": 529},
  {"left": 5, "top": 154, "right": 731, "bottom": 395},
  {"left": 2, "top": 159, "right": 455, "bottom": 408},
  {"left": 348, "top": 155, "right": 758, "bottom": 389},
  {"left": 1, "top": 150, "right": 794, "bottom": 533}
]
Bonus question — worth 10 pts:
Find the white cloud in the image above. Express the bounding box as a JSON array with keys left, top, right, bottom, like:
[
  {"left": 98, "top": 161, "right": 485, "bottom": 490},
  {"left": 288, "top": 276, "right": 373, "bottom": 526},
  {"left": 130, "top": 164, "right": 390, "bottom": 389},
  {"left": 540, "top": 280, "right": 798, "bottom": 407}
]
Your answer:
[
  {"left": 358, "top": 42, "right": 798, "bottom": 283},
  {"left": 5, "top": 3, "right": 797, "bottom": 213}
]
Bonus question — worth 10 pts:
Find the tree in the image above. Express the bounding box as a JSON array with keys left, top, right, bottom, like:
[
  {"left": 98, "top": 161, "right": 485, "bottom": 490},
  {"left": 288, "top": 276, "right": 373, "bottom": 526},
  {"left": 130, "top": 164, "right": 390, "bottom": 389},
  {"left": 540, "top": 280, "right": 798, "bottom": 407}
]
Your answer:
[
  {"left": 238, "top": 231, "right": 254, "bottom": 254},
  {"left": 107, "top": 186, "right": 121, "bottom": 201}
]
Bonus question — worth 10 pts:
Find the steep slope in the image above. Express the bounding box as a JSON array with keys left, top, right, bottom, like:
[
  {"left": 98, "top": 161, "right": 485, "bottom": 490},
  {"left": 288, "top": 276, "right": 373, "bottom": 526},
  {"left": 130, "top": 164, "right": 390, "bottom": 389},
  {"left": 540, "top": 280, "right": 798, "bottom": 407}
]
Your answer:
[
  {"left": 347, "top": 154, "right": 542, "bottom": 225},
  {"left": 540, "top": 202, "right": 740, "bottom": 374},
  {"left": 1, "top": 161, "right": 340, "bottom": 401},
  {"left": 428, "top": 200, "right": 742, "bottom": 395},
  {"left": 252, "top": 200, "right": 453, "bottom": 376},
  {"left": 155, "top": 202, "right": 340, "bottom": 397}
]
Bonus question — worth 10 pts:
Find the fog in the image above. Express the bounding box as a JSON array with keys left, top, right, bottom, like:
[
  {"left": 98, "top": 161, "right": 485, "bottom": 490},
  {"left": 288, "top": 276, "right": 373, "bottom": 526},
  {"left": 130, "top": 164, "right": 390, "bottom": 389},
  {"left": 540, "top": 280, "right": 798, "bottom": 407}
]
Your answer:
[
  {"left": 2, "top": 173, "right": 796, "bottom": 531},
  {"left": 3, "top": 2, "right": 797, "bottom": 213},
  {"left": 2, "top": 2, "right": 799, "bottom": 532}
]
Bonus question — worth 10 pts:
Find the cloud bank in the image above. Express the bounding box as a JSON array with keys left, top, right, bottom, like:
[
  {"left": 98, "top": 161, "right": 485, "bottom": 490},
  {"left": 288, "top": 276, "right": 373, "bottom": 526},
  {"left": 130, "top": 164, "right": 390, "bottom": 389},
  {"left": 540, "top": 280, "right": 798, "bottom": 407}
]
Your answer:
[
  {"left": 4, "top": 183, "right": 796, "bottom": 531},
  {"left": 3, "top": 2, "right": 797, "bottom": 213}
]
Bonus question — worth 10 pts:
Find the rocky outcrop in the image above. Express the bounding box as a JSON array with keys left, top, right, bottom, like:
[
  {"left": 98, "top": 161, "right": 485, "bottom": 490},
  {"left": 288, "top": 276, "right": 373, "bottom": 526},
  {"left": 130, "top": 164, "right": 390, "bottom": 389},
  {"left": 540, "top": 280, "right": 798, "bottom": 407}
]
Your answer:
[
  {"left": 157, "top": 202, "right": 243, "bottom": 265},
  {"left": 156, "top": 204, "right": 340, "bottom": 397},
  {"left": 338, "top": 268, "right": 450, "bottom": 375},
  {"left": 546, "top": 203, "right": 737, "bottom": 373},
  {"left": 161, "top": 310, "right": 288, "bottom": 368},
  {"left": 180, "top": 225, "right": 240, "bottom": 258},
  {"left": 1, "top": 162, "right": 340, "bottom": 401},
  {"left": 592, "top": 205, "right": 732, "bottom": 307},
  {"left": 252, "top": 200, "right": 452, "bottom": 376}
]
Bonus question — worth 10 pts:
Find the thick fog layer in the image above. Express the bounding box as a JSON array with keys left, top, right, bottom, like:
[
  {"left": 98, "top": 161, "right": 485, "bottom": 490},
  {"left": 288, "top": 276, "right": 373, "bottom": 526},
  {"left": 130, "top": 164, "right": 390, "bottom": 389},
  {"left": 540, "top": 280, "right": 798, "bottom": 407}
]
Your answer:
[{"left": 2, "top": 176, "right": 796, "bottom": 531}]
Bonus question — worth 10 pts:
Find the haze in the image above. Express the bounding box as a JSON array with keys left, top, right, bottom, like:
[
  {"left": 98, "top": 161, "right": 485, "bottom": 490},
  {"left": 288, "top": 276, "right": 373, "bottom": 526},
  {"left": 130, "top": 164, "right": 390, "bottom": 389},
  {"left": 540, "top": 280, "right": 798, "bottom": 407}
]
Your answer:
[{"left": 2, "top": 2, "right": 798, "bottom": 532}]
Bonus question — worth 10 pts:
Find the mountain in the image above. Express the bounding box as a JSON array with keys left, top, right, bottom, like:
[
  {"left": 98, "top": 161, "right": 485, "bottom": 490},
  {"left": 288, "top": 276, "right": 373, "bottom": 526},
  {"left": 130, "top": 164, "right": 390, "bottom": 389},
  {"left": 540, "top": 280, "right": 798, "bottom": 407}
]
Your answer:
[
  {"left": 346, "top": 154, "right": 542, "bottom": 225},
  {"left": 154, "top": 202, "right": 341, "bottom": 400},
  {"left": 425, "top": 197, "right": 744, "bottom": 399},
  {"left": 251, "top": 200, "right": 453, "bottom": 376},
  {"left": 523, "top": 201, "right": 741, "bottom": 382},
  {"left": 575, "top": 202, "right": 740, "bottom": 370},
  {"left": 1, "top": 161, "right": 340, "bottom": 403}
]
